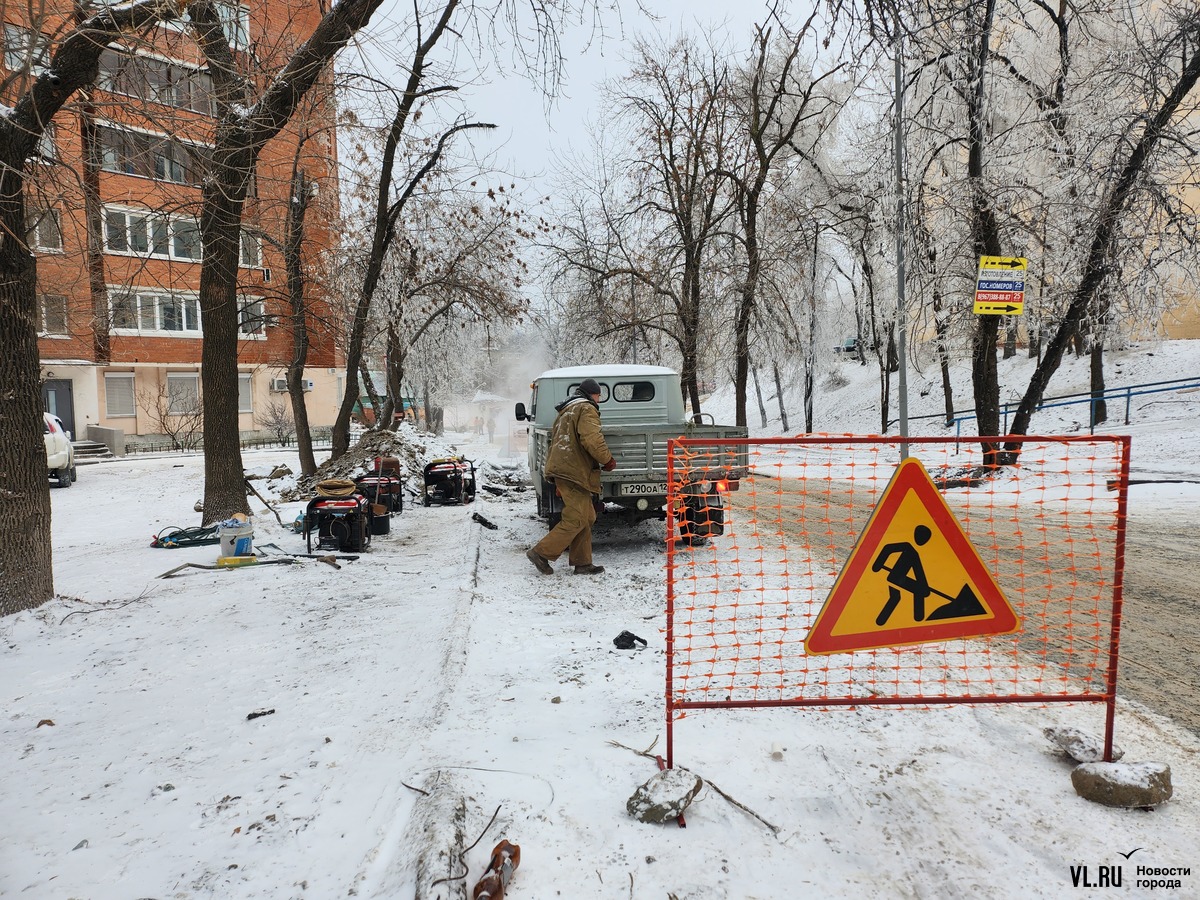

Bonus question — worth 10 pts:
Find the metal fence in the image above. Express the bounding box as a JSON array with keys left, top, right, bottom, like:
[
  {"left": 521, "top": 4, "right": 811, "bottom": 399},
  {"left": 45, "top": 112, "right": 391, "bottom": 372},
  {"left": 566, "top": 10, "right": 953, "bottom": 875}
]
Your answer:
[
  {"left": 664, "top": 434, "right": 1131, "bottom": 769},
  {"left": 124, "top": 429, "right": 334, "bottom": 455},
  {"left": 946, "top": 375, "right": 1200, "bottom": 437}
]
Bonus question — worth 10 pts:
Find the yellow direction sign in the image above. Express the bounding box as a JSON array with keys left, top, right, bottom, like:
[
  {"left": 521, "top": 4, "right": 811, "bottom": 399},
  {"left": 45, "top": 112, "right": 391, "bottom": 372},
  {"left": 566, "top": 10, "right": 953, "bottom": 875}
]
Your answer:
[
  {"left": 805, "top": 458, "right": 1020, "bottom": 655},
  {"left": 974, "top": 256, "right": 1026, "bottom": 315}
]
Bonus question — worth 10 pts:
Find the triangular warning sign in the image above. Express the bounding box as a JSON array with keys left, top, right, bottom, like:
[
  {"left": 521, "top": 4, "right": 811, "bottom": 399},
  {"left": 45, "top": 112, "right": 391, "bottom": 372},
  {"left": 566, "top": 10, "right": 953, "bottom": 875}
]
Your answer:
[{"left": 805, "top": 457, "right": 1020, "bottom": 655}]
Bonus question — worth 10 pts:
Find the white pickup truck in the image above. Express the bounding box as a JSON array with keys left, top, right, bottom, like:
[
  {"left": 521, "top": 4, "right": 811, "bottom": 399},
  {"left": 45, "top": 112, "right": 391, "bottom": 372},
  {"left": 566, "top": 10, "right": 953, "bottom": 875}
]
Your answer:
[{"left": 514, "top": 365, "right": 748, "bottom": 539}]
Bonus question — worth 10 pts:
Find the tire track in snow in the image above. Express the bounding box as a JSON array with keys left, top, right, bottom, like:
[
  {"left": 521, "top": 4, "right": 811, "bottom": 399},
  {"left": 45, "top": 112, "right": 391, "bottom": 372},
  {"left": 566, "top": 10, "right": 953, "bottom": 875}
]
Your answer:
[{"left": 344, "top": 507, "right": 484, "bottom": 898}]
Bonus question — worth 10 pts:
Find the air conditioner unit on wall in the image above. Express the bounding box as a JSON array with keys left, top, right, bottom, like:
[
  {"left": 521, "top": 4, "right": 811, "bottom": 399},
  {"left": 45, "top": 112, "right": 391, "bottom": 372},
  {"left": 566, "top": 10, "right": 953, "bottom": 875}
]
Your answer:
[{"left": 270, "top": 377, "right": 289, "bottom": 392}]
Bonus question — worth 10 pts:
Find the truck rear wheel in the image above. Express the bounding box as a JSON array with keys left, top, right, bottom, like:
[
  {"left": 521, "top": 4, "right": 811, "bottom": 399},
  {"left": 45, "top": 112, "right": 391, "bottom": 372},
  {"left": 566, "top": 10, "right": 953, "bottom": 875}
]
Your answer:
[{"left": 681, "top": 493, "right": 724, "bottom": 544}]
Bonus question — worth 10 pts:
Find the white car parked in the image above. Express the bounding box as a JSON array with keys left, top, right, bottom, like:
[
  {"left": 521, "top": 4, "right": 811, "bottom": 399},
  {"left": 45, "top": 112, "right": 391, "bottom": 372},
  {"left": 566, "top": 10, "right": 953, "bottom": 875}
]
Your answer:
[{"left": 44, "top": 412, "right": 76, "bottom": 488}]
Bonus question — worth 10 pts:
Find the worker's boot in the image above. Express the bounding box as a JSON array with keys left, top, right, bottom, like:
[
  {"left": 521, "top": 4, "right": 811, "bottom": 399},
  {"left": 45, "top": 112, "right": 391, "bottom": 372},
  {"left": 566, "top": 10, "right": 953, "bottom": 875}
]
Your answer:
[
  {"left": 573, "top": 564, "right": 605, "bottom": 575},
  {"left": 526, "top": 548, "right": 554, "bottom": 575}
]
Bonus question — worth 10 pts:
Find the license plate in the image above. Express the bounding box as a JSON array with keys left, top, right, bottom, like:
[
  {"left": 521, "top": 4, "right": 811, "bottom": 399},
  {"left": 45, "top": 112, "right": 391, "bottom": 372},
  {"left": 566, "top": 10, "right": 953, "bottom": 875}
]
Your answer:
[{"left": 620, "top": 482, "right": 667, "bottom": 496}]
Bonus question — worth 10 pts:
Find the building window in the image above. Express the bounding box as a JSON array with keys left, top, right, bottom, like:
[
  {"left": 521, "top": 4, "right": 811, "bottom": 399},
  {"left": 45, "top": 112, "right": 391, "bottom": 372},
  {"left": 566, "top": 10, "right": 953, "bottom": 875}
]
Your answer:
[
  {"left": 34, "top": 125, "right": 55, "bottom": 163},
  {"left": 239, "top": 229, "right": 261, "bottom": 267},
  {"left": 109, "top": 288, "right": 202, "bottom": 336},
  {"left": 172, "top": 220, "right": 201, "bottom": 260},
  {"left": 104, "top": 207, "right": 198, "bottom": 261},
  {"left": 238, "top": 297, "right": 265, "bottom": 336},
  {"left": 26, "top": 208, "right": 62, "bottom": 252},
  {"left": 95, "top": 124, "right": 209, "bottom": 186},
  {"left": 98, "top": 49, "right": 215, "bottom": 115},
  {"left": 238, "top": 373, "right": 253, "bottom": 413},
  {"left": 167, "top": 373, "right": 200, "bottom": 415},
  {"left": 110, "top": 291, "right": 136, "bottom": 330},
  {"left": 218, "top": 3, "right": 251, "bottom": 51},
  {"left": 105, "top": 373, "right": 136, "bottom": 418},
  {"left": 158, "top": 293, "right": 201, "bottom": 332},
  {"left": 39, "top": 293, "right": 68, "bottom": 335},
  {"left": 3, "top": 24, "right": 50, "bottom": 75}
]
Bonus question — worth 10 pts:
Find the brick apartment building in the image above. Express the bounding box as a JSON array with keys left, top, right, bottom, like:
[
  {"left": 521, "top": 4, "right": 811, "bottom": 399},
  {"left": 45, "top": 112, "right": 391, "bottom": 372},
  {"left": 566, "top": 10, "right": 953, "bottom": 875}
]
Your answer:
[{"left": 5, "top": 1, "right": 343, "bottom": 449}]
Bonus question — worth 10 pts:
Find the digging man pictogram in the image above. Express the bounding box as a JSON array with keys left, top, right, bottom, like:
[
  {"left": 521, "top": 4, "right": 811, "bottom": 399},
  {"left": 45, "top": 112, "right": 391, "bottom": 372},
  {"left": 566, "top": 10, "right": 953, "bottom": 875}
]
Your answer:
[{"left": 871, "top": 524, "right": 987, "bottom": 626}]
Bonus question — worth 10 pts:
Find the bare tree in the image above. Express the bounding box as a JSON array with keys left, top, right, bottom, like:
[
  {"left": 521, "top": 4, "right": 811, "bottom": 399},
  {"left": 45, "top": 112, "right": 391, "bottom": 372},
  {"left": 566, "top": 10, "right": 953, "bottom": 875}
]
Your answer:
[
  {"left": 257, "top": 396, "right": 296, "bottom": 445},
  {"left": 329, "top": 0, "right": 465, "bottom": 459},
  {"left": 376, "top": 185, "right": 529, "bottom": 427},
  {"left": 721, "top": 5, "right": 845, "bottom": 427},
  {"left": 185, "top": 0, "right": 386, "bottom": 523},
  {"left": 552, "top": 35, "right": 735, "bottom": 416},
  {"left": 284, "top": 156, "right": 319, "bottom": 475},
  {"left": 329, "top": 0, "right": 587, "bottom": 458},
  {"left": 0, "top": 0, "right": 185, "bottom": 615},
  {"left": 137, "top": 379, "right": 204, "bottom": 451},
  {"left": 1007, "top": 9, "right": 1200, "bottom": 444},
  {"left": 893, "top": 1, "right": 1200, "bottom": 454}
]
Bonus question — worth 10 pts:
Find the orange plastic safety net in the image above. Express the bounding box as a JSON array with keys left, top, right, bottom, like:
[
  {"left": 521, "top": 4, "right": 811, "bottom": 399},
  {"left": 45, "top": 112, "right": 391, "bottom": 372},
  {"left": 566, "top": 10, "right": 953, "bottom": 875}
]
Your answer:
[{"left": 665, "top": 436, "right": 1130, "bottom": 732}]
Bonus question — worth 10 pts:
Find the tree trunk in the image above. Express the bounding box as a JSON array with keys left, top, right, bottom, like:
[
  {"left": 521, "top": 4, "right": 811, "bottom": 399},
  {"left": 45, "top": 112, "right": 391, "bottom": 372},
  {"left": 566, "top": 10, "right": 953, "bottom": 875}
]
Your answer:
[
  {"left": 191, "top": 0, "right": 385, "bottom": 517},
  {"left": 732, "top": 205, "right": 760, "bottom": 429},
  {"left": 804, "top": 256, "right": 818, "bottom": 432},
  {"left": 380, "top": 322, "right": 400, "bottom": 428},
  {"left": 773, "top": 360, "right": 789, "bottom": 433},
  {"left": 1072, "top": 320, "right": 1088, "bottom": 357},
  {"left": 80, "top": 101, "right": 110, "bottom": 363},
  {"left": 285, "top": 169, "right": 317, "bottom": 476},
  {"left": 360, "top": 362, "right": 383, "bottom": 428},
  {"left": 1003, "top": 318, "right": 1017, "bottom": 358},
  {"left": 931, "top": 286, "right": 955, "bottom": 427},
  {"left": 0, "top": 0, "right": 187, "bottom": 614},
  {"left": 199, "top": 156, "right": 253, "bottom": 523},
  {"left": 751, "top": 363, "right": 767, "bottom": 429},
  {"left": 1090, "top": 338, "right": 1107, "bottom": 427},
  {"left": 878, "top": 339, "right": 892, "bottom": 434},
  {"left": 967, "top": 0, "right": 1004, "bottom": 462},
  {"left": 0, "top": 248, "right": 54, "bottom": 615},
  {"left": 680, "top": 267, "right": 703, "bottom": 418}
]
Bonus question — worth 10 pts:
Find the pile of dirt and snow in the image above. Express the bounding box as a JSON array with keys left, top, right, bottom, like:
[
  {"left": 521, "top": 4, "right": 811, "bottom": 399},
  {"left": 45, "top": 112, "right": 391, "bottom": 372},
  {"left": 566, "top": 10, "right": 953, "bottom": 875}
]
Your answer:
[{"left": 277, "top": 422, "right": 460, "bottom": 502}]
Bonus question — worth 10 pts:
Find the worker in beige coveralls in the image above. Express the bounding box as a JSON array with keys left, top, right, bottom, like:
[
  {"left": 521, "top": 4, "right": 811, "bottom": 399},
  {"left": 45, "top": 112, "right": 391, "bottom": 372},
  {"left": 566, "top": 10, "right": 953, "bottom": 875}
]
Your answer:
[{"left": 526, "top": 378, "right": 616, "bottom": 575}]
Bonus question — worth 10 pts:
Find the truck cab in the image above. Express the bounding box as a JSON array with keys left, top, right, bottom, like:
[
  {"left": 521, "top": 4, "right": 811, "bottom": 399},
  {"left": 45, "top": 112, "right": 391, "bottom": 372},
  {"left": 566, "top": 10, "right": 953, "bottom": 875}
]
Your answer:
[{"left": 515, "top": 365, "right": 748, "bottom": 539}]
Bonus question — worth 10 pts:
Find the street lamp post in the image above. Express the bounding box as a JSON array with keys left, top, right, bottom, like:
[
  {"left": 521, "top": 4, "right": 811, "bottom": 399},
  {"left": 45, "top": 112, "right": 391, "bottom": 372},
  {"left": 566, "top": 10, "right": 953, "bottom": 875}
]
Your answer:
[{"left": 893, "top": 7, "right": 911, "bottom": 461}]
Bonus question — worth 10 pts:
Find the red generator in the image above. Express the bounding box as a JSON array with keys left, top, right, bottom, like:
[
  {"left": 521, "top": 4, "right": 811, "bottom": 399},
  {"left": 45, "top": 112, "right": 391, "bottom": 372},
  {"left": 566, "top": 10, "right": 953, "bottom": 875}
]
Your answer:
[
  {"left": 355, "top": 474, "right": 404, "bottom": 514},
  {"left": 422, "top": 457, "right": 476, "bottom": 506},
  {"left": 305, "top": 495, "right": 372, "bottom": 552}
]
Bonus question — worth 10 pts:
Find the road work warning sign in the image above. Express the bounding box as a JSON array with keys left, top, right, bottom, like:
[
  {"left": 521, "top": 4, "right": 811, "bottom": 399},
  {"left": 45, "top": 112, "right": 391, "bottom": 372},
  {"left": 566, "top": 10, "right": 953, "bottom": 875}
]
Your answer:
[{"left": 805, "top": 457, "right": 1020, "bottom": 655}]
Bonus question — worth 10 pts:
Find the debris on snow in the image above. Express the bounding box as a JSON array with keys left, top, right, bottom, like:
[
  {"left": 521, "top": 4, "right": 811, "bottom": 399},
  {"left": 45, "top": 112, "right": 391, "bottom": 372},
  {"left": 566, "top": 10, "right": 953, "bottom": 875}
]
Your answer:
[
  {"left": 627, "top": 768, "right": 703, "bottom": 824},
  {"left": 1044, "top": 726, "right": 1124, "bottom": 763},
  {"left": 1071, "top": 761, "right": 1173, "bottom": 808},
  {"left": 279, "top": 423, "right": 457, "bottom": 502}
]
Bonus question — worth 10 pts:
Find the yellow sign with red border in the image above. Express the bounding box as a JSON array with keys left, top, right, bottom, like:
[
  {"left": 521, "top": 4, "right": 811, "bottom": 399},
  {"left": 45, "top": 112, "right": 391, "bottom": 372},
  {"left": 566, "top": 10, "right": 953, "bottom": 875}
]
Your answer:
[{"left": 805, "top": 458, "right": 1020, "bottom": 655}]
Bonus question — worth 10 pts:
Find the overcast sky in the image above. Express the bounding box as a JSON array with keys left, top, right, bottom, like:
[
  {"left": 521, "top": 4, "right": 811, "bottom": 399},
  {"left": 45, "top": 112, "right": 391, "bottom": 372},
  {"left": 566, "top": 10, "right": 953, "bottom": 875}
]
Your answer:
[{"left": 456, "top": 1, "right": 813, "bottom": 185}]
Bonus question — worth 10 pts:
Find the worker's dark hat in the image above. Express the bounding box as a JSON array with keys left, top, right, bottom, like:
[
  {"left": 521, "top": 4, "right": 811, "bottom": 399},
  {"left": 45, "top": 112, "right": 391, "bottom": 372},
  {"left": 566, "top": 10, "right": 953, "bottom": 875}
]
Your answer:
[{"left": 579, "top": 378, "right": 602, "bottom": 396}]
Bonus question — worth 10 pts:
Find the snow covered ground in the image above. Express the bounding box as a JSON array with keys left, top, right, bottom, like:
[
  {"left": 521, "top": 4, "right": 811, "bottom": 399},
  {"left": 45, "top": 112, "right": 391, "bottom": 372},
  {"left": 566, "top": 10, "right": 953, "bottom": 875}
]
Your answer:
[{"left": 3, "top": 341, "right": 1199, "bottom": 898}]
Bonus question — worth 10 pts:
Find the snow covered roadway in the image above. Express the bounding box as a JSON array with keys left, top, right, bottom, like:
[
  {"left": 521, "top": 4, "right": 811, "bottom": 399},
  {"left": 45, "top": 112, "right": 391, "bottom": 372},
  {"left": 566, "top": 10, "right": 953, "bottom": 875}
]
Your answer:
[{"left": 2, "top": 438, "right": 1200, "bottom": 898}]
